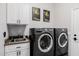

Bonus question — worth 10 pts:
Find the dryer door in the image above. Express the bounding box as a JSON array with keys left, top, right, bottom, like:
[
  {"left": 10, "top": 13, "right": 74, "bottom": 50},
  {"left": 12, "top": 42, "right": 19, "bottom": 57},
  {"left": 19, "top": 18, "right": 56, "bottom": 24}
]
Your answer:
[
  {"left": 38, "top": 33, "right": 53, "bottom": 53},
  {"left": 58, "top": 33, "right": 68, "bottom": 48}
]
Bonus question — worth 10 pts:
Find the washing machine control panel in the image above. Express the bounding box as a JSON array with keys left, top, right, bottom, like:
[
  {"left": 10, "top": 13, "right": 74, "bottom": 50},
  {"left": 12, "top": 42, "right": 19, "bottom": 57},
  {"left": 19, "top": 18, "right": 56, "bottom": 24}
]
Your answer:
[{"left": 44, "top": 28, "right": 53, "bottom": 32}]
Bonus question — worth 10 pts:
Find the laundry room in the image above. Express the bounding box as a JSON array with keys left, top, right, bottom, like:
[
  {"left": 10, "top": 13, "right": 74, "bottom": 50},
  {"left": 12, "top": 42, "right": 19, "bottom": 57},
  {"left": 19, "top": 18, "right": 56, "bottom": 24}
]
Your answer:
[{"left": 0, "top": 2, "right": 79, "bottom": 56}]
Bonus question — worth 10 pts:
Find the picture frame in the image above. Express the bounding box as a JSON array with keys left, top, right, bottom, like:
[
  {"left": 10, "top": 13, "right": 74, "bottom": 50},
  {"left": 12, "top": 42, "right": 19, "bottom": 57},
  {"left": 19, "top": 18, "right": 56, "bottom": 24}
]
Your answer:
[
  {"left": 32, "top": 7, "right": 40, "bottom": 21},
  {"left": 43, "top": 10, "right": 50, "bottom": 22}
]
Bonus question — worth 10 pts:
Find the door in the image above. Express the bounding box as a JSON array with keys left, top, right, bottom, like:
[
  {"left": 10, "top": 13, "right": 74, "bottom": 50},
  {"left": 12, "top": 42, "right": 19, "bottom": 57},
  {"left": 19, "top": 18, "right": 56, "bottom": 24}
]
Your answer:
[
  {"left": 71, "top": 8, "right": 79, "bottom": 56},
  {"left": 5, "top": 51, "right": 17, "bottom": 56},
  {"left": 19, "top": 4, "right": 29, "bottom": 24}
]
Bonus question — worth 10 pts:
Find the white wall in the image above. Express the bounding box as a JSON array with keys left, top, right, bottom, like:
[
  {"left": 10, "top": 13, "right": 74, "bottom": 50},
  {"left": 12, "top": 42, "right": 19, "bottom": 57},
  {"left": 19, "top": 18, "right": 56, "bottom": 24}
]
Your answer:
[
  {"left": 53, "top": 3, "right": 79, "bottom": 56},
  {"left": 0, "top": 3, "right": 7, "bottom": 55}
]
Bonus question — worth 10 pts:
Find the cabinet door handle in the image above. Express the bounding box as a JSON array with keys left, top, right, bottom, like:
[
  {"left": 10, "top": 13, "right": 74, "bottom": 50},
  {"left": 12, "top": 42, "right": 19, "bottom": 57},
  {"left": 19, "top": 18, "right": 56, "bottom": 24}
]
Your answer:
[
  {"left": 16, "top": 46, "right": 21, "bottom": 48},
  {"left": 17, "top": 51, "right": 18, "bottom": 56},
  {"left": 17, "top": 19, "right": 20, "bottom": 24},
  {"left": 19, "top": 20, "right": 20, "bottom": 24},
  {"left": 19, "top": 51, "right": 21, "bottom": 56}
]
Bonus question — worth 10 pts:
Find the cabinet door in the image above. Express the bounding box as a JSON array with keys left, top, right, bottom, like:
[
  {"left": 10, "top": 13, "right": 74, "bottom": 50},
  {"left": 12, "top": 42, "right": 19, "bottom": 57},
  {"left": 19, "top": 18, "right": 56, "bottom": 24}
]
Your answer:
[
  {"left": 26, "top": 48, "right": 30, "bottom": 56},
  {"left": 21, "top": 48, "right": 30, "bottom": 56},
  {"left": 0, "top": 3, "right": 6, "bottom": 56},
  {"left": 5, "top": 52, "right": 17, "bottom": 56},
  {"left": 7, "top": 3, "right": 19, "bottom": 24},
  {"left": 19, "top": 4, "right": 29, "bottom": 24}
]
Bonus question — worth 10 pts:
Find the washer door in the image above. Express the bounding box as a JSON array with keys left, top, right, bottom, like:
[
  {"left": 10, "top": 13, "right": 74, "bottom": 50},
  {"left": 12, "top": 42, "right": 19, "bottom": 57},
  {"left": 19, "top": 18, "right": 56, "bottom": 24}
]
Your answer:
[
  {"left": 58, "top": 33, "right": 68, "bottom": 48},
  {"left": 38, "top": 33, "right": 53, "bottom": 53}
]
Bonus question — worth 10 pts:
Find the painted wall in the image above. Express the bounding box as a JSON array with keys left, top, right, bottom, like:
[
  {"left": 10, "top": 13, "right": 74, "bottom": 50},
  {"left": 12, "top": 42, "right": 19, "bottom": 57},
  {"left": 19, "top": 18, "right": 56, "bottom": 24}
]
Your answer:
[{"left": 53, "top": 3, "right": 79, "bottom": 56}]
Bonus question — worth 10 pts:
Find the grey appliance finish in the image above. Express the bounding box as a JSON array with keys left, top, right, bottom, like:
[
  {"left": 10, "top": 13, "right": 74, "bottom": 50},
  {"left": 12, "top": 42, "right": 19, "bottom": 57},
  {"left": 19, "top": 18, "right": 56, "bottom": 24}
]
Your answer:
[
  {"left": 54, "top": 28, "right": 68, "bottom": 56},
  {"left": 30, "top": 28, "right": 54, "bottom": 56}
]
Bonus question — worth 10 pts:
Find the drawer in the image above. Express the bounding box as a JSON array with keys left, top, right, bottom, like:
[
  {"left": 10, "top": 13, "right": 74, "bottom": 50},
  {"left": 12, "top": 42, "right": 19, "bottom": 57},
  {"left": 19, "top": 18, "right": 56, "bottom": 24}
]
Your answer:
[
  {"left": 5, "top": 51, "right": 17, "bottom": 56},
  {"left": 5, "top": 48, "right": 30, "bottom": 56},
  {"left": 5, "top": 43, "right": 30, "bottom": 53}
]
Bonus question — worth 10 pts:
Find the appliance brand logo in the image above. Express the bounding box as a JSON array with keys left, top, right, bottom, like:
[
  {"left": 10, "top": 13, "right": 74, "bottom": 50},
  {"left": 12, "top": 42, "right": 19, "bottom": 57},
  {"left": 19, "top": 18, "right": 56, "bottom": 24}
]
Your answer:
[
  {"left": 45, "top": 29, "right": 48, "bottom": 31},
  {"left": 62, "top": 29, "right": 65, "bottom": 31}
]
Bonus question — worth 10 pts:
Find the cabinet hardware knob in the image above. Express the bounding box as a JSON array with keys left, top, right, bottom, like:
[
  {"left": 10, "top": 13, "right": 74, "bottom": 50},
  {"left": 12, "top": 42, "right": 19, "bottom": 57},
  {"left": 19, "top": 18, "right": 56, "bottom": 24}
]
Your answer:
[
  {"left": 17, "top": 20, "right": 18, "bottom": 24},
  {"left": 74, "top": 34, "right": 77, "bottom": 36},
  {"left": 74, "top": 37, "right": 77, "bottom": 41}
]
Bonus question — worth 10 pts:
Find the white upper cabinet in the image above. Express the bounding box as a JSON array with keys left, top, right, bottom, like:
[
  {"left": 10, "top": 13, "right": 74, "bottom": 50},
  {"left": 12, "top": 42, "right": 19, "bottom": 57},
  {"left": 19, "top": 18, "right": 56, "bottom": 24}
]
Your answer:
[
  {"left": 7, "top": 3, "right": 29, "bottom": 24},
  {"left": 7, "top": 4, "right": 19, "bottom": 24},
  {"left": 19, "top": 4, "right": 29, "bottom": 24}
]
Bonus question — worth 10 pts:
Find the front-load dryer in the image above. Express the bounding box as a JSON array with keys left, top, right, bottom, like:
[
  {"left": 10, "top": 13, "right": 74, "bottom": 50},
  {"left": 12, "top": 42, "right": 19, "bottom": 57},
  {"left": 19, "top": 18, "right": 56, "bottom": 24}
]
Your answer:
[
  {"left": 30, "top": 28, "right": 54, "bottom": 56},
  {"left": 54, "top": 28, "right": 68, "bottom": 56}
]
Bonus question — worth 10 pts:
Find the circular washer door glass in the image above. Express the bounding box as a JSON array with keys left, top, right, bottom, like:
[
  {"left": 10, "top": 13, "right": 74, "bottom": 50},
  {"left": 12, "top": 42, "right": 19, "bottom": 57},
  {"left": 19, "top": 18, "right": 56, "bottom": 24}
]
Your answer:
[
  {"left": 58, "top": 33, "right": 68, "bottom": 48},
  {"left": 38, "top": 33, "right": 53, "bottom": 53}
]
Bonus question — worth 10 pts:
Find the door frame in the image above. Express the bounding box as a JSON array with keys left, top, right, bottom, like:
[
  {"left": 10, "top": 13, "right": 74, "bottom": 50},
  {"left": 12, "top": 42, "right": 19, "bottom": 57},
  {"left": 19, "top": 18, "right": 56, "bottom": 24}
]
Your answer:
[
  {"left": 71, "top": 8, "right": 79, "bottom": 35},
  {"left": 70, "top": 8, "right": 79, "bottom": 56}
]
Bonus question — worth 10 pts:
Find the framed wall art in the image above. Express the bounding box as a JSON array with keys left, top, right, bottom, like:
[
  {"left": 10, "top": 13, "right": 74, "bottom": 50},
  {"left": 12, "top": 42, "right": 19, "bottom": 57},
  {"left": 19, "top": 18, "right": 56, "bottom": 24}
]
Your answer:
[
  {"left": 32, "top": 7, "right": 40, "bottom": 21},
  {"left": 43, "top": 10, "right": 50, "bottom": 22}
]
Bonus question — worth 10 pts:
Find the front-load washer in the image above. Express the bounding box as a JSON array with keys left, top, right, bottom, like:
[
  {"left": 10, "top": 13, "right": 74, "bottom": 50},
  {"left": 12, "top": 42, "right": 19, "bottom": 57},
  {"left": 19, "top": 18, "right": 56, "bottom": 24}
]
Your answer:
[
  {"left": 54, "top": 28, "right": 68, "bottom": 56},
  {"left": 30, "top": 28, "right": 54, "bottom": 56}
]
